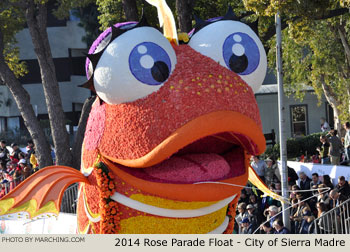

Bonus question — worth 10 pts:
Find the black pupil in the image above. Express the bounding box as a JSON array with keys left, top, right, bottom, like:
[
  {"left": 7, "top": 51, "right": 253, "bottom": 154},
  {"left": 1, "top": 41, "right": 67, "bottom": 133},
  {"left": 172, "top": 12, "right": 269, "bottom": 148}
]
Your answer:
[
  {"left": 229, "top": 54, "right": 248, "bottom": 74},
  {"left": 151, "top": 61, "right": 169, "bottom": 82}
]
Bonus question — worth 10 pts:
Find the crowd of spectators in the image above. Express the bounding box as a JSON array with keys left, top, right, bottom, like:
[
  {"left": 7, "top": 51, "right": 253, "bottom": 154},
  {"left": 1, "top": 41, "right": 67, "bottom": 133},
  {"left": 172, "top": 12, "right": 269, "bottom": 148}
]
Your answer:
[
  {"left": 237, "top": 155, "right": 350, "bottom": 234},
  {"left": 315, "top": 122, "right": 350, "bottom": 165},
  {"left": 0, "top": 139, "right": 39, "bottom": 198}
]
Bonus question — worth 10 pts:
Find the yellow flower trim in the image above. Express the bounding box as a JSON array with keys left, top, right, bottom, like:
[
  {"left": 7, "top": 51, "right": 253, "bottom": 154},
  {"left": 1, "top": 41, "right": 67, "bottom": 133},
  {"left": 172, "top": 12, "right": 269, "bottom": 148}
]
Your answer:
[
  {"left": 178, "top": 32, "right": 189, "bottom": 43},
  {"left": 0, "top": 198, "right": 58, "bottom": 219},
  {"left": 0, "top": 198, "right": 15, "bottom": 214},
  {"left": 119, "top": 206, "right": 227, "bottom": 234},
  {"left": 130, "top": 194, "right": 218, "bottom": 210}
]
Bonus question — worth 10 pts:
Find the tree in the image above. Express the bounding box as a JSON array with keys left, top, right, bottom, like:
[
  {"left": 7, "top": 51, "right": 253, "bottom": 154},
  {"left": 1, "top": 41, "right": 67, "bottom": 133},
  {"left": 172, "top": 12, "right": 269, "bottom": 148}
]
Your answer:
[
  {"left": 244, "top": 0, "right": 350, "bottom": 130},
  {"left": 0, "top": 1, "right": 53, "bottom": 167},
  {"left": 0, "top": 0, "right": 94, "bottom": 168},
  {"left": 176, "top": 0, "right": 195, "bottom": 33}
]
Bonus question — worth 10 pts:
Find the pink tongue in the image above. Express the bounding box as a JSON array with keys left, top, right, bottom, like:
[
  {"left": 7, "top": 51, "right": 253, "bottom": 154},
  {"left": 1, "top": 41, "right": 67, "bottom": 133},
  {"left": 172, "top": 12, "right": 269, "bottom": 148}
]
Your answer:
[{"left": 144, "top": 153, "right": 231, "bottom": 183}]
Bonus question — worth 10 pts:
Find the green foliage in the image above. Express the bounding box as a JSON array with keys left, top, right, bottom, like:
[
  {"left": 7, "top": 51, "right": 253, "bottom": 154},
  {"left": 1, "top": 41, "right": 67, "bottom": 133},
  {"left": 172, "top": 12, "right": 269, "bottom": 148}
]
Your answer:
[
  {"left": 263, "top": 132, "right": 326, "bottom": 160},
  {"left": 71, "top": 3, "right": 100, "bottom": 46},
  {"left": 0, "top": 1, "right": 27, "bottom": 78},
  {"left": 96, "top": 0, "right": 159, "bottom": 31}
]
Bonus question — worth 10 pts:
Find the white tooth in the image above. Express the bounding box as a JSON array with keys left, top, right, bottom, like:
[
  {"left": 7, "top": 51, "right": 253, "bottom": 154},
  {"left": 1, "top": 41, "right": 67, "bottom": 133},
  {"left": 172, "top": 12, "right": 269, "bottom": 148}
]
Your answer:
[{"left": 110, "top": 193, "right": 237, "bottom": 218}]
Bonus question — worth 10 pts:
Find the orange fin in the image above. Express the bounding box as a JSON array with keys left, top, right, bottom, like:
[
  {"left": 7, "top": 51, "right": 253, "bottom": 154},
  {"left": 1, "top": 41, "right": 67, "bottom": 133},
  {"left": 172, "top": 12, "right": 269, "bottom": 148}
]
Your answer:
[
  {"left": 248, "top": 166, "right": 287, "bottom": 203},
  {"left": 0, "top": 166, "right": 89, "bottom": 219}
]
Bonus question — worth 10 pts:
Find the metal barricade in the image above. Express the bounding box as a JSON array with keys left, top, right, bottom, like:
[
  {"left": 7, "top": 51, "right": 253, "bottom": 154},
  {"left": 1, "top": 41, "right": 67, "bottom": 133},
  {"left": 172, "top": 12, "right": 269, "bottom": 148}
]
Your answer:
[
  {"left": 60, "top": 183, "right": 78, "bottom": 214},
  {"left": 312, "top": 198, "right": 350, "bottom": 234},
  {"left": 1, "top": 176, "right": 24, "bottom": 197}
]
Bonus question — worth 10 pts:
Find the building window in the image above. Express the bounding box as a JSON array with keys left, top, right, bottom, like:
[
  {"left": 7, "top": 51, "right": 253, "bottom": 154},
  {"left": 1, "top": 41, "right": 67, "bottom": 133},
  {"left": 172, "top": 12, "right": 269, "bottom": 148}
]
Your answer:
[{"left": 290, "top": 105, "right": 308, "bottom": 137}]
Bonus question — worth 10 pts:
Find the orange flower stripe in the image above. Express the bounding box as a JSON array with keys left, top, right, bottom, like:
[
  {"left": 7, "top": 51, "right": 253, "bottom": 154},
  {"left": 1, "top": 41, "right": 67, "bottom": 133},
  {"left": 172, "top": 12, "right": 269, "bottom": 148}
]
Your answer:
[{"left": 94, "top": 161, "right": 121, "bottom": 233}]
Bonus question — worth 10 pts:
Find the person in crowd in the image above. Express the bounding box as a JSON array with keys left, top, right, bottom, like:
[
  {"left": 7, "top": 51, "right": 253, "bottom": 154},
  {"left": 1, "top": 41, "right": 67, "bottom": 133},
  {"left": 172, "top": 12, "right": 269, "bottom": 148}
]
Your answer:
[
  {"left": 261, "top": 222, "right": 274, "bottom": 234},
  {"left": 288, "top": 166, "right": 299, "bottom": 186},
  {"left": 317, "top": 202, "right": 332, "bottom": 234},
  {"left": 263, "top": 205, "right": 281, "bottom": 228},
  {"left": 275, "top": 182, "right": 282, "bottom": 195},
  {"left": 30, "top": 150, "right": 39, "bottom": 173},
  {"left": 0, "top": 182, "right": 7, "bottom": 199},
  {"left": 239, "top": 217, "right": 255, "bottom": 234},
  {"left": 343, "top": 122, "right": 350, "bottom": 165},
  {"left": 329, "top": 189, "right": 347, "bottom": 209},
  {"left": 235, "top": 202, "right": 249, "bottom": 234},
  {"left": 317, "top": 136, "right": 330, "bottom": 164},
  {"left": 18, "top": 152, "right": 26, "bottom": 161},
  {"left": 18, "top": 159, "right": 31, "bottom": 179},
  {"left": 335, "top": 176, "right": 350, "bottom": 199},
  {"left": 299, "top": 209, "right": 315, "bottom": 234},
  {"left": 261, "top": 184, "right": 281, "bottom": 209},
  {"left": 320, "top": 117, "right": 331, "bottom": 132},
  {"left": 238, "top": 189, "right": 250, "bottom": 205},
  {"left": 250, "top": 156, "right": 267, "bottom": 182},
  {"left": 291, "top": 195, "right": 311, "bottom": 232},
  {"left": 248, "top": 194, "right": 260, "bottom": 211},
  {"left": 26, "top": 140, "right": 35, "bottom": 163},
  {"left": 298, "top": 172, "right": 312, "bottom": 198},
  {"left": 246, "top": 204, "right": 260, "bottom": 228},
  {"left": 273, "top": 219, "right": 290, "bottom": 234},
  {"left": 289, "top": 198, "right": 299, "bottom": 233},
  {"left": 5, "top": 161, "right": 15, "bottom": 191},
  {"left": 322, "top": 175, "right": 334, "bottom": 190},
  {"left": 328, "top": 130, "right": 343, "bottom": 165},
  {"left": 264, "top": 158, "right": 281, "bottom": 187},
  {"left": 311, "top": 173, "right": 321, "bottom": 187},
  {"left": 10, "top": 143, "right": 21, "bottom": 163},
  {"left": 0, "top": 140, "right": 9, "bottom": 165},
  {"left": 317, "top": 184, "right": 331, "bottom": 210},
  {"left": 13, "top": 160, "right": 23, "bottom": 181}
]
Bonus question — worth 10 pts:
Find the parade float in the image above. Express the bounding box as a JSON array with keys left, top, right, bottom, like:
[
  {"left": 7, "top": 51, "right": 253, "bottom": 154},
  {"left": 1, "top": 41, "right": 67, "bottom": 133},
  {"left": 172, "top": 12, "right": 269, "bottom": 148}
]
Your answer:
[{"left": 0, "top": 0, "right": 281, "bottom": 234}]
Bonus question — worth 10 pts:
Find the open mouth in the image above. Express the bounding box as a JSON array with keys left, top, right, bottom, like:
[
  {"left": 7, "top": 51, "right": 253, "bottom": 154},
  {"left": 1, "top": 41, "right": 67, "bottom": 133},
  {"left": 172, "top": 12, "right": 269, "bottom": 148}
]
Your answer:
[
  {"left": 101, "top": 111, "right": 265, "bottom": 201},
  {"left": 114, "top": 132, "right": 255, "bottom": 184}
]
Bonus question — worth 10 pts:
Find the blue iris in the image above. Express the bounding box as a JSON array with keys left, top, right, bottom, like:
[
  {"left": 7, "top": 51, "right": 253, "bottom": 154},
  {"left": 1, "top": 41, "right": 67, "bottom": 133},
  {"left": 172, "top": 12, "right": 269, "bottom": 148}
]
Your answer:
[
  {"left": 129, "top": 42, "right": 171, "bottom": 85},
  {"left": 222, "top": 32, "right": 260, "bottom": 75}
]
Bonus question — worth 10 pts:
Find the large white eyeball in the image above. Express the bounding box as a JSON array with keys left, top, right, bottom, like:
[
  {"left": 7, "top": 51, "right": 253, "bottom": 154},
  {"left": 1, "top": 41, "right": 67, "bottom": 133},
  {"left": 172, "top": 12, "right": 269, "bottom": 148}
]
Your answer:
[
  {"left": 93, "top": 27, "right": 177, "bottom": 104},
  {"left": 189, "top": 20, "right": 267, "bottom": 93}
]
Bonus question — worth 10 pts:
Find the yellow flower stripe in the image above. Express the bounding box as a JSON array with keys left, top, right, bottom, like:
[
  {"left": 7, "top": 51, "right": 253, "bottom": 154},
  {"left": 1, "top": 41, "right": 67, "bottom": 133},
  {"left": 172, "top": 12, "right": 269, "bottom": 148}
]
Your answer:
[
  {"left": 119, "top": 206, "right": 227, "bottom": 234},
  {"left": 130, "top": 193, "right": 219, "bottom": 210}
]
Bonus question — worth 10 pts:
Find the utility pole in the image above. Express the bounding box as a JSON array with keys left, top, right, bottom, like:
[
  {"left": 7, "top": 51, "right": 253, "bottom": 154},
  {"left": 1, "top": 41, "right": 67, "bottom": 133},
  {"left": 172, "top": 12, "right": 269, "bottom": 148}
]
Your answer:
[{"left": 275, "top": 10, "right": 290, "bottom": 229}]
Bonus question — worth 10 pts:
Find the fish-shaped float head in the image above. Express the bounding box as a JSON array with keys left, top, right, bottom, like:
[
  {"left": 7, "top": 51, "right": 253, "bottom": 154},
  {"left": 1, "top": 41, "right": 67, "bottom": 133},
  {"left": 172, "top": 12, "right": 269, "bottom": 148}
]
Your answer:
[{"left": 0, "top": 1, "right": 282, "bottom": 234}]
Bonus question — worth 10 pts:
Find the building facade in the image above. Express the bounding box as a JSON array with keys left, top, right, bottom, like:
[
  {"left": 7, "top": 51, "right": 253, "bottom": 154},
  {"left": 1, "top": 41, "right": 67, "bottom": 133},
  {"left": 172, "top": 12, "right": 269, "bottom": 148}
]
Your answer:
[{"left": 0, "top": 6, "right": 90, "bottom": 136}]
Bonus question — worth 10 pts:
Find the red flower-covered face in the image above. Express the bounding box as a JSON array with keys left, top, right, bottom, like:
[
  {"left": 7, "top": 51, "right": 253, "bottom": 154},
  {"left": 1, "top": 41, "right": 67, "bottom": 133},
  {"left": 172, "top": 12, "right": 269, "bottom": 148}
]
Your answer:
[{"left": 83, "top": 19, "right": 267, "bottom": 202}]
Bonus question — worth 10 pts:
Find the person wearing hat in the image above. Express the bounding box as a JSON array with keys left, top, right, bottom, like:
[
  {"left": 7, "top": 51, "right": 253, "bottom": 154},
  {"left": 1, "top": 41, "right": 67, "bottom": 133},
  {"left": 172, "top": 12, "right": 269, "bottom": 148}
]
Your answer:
[
  {"left": 247, "top": 204, "right": 260, "bottom": 228},
  {"left": 18, "top": 159, "right": 31, "bottom": 180},
  {"left": 239, "top": 217, "right": 254, "bottom": 234},
  {"left": 264, "top": 157, "right": 281, "bottom": 187},
  {"left": 264, "top": 205, "right": 281, "bottom": 228}
]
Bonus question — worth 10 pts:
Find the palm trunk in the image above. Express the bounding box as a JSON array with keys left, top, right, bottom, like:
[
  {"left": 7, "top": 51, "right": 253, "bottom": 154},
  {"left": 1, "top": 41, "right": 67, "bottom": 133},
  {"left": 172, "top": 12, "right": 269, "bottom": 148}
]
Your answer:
[
  {"left": 175, "top": 0, "right": 195, "bottom": 33},
  {"left": 25, "top": 1, "right": 72, "bottom": 166},
  {"left": 122, "top": 0, "right": 138, "bottom": 21},
  {"left": 0, "top": 30, "right": 52, "bottom": 168},
  {"left": 72, "top": 96, "right": 95, "bottom": 170},
  {"left": 320, "top": 75, "right": 342, "bottom": 131}
]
